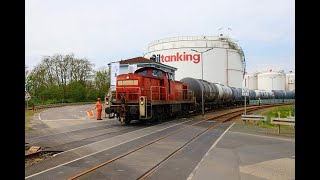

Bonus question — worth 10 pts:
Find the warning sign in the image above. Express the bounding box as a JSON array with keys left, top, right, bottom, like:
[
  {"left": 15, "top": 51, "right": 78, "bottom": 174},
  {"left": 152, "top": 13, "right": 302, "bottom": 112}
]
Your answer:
[
  {"left": 87, "top": 110, "right": 94, "bottom": 118},
  {"left": 25, "top": 91, "right": 31, "bottom": 100}
]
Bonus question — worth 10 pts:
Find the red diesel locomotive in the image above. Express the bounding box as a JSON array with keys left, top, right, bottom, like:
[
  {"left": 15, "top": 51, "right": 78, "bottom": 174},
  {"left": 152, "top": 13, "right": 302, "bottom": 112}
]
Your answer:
[{"left": 105, "top": 66, "right": 195, "bottom": 124}]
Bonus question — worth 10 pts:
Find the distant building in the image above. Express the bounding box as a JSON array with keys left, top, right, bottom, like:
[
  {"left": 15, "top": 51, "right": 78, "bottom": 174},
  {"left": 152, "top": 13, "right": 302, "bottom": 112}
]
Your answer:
[{"left": 243, "top": 70, "right": 295, "bottom": 91}]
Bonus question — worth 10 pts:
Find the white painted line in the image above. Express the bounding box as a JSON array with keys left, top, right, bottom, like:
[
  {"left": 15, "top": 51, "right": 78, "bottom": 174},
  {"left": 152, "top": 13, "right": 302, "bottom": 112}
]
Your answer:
[
  {"left": 73, "top": 114, "right": 85, "bottom": 120},
  {"left": 41, "top": 119, "right": 88, "bottom": 122},
  {"left": 187, "top": 122, "right": 235, "bottom": 180},
  {"left": 26, "top": 120, "right": 118, "bottom": 141},
  {"left": 54, "top": 118, "right": 194, "bottom": 155},
  {"left": 229, "top": 131, "right": 295, "bottom": 141},
  {"left": 67, "top": 107, "right": 80, "bottom": 111},
  {"left": 38, "top": 112, "right": 41, "bottom": 121},
  {"left": 25, "top": 118, "right": 194, "bottom": 179}
]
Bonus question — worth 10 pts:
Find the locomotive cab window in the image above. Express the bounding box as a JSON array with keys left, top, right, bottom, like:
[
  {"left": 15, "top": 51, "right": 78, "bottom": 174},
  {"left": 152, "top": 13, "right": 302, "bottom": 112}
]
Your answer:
[
  {"left": 152, "top": 70, "right": 163, "bottom": 78},
  {"left": 137, "top": 70, "right": 147, "bottom": 76}
]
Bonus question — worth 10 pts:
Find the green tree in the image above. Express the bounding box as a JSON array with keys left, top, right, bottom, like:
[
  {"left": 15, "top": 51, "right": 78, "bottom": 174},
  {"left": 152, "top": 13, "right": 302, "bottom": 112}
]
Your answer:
[
  {"left": 66, "top": 81, "right": 86, "bottom": 102},
  {"left": 95, "top": 66, "right": 110, "bottom": 99}
]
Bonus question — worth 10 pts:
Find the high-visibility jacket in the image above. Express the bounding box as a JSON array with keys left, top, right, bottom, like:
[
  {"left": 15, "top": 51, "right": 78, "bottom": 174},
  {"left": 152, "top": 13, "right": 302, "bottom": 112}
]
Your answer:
[{"left": 95, "top": 101, "right": 102, "bottom": 110}]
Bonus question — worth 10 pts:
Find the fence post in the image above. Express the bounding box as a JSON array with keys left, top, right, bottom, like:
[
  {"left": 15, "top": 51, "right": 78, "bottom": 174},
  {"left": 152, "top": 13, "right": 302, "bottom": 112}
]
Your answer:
[{"left": 278, "top": 124, "right": 281, "bottom": 134}]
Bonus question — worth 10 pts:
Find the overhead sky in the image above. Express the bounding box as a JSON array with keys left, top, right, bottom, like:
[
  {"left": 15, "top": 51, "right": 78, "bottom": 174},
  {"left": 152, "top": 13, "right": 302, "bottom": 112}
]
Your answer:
[{"left": 25, "top": 0, "right": 294, "bottom": 73}]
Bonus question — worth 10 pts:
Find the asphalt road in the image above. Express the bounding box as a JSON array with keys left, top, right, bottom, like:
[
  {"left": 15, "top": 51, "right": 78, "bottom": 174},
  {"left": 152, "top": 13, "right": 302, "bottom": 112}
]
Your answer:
[{"left": 25, "top": 104, "right": 295, "bottom": 180}]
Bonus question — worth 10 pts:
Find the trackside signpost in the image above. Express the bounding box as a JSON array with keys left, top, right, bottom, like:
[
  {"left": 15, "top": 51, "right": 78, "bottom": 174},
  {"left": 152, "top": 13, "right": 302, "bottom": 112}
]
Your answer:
[
  {"left": 242, "top": 88, "right": 249, "bottom": 115},
  {"left": 25, "top": 91, "right": 31, "bottom": 110}
]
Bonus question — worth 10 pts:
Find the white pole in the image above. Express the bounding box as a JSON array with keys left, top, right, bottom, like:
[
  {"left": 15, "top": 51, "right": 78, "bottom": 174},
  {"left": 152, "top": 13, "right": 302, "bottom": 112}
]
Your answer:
[
  {"left": 191, "top": 48, "right": 213, "bottom": 117},
  {"left": 244, "top": 92, "right": 246, "bottom": 115},
  {"left": 201, "top": 52, "right": 204, "bottom": 116}
]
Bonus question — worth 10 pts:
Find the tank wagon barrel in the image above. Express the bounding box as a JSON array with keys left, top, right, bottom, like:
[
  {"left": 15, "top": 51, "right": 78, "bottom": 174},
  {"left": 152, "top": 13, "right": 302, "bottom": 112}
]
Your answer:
[{"left": 180, "top": 77, "right": 240, "bottom": 106}]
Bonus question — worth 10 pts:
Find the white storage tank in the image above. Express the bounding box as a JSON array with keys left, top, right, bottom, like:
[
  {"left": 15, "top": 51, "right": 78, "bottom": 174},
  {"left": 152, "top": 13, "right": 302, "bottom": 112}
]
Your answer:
[
  {"left": 257, "top": 71, "right": 285, "bottom": 91},
  {"left": 144, "top": 34, "right": 246, "bottom": 88},
  {"left": 286, "top": 71, "right": 295, "bottom": 91},
  {"left": 244, "top": 73, "right": 258, "bottom": 90}
]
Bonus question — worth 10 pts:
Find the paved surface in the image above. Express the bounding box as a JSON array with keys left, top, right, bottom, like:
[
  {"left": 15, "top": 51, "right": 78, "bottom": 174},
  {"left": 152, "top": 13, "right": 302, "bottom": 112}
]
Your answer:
[
  {"left": 25, "top": 117, "right": 197, "bottom": 178},
  {"left": 188, "top": 126, "right": 295, "bottom": 180},
  {"left": 146, "top": 121, "right": 234, "bottom": 180},
  {"left": 26, "top": 104, "right": 116, "bottom": 138},
  {"left": 35, "top": 104, "right": 101, "bottom": 128},
  {"left": 25, "top": 104, "right": 295, "bottom": 180}
]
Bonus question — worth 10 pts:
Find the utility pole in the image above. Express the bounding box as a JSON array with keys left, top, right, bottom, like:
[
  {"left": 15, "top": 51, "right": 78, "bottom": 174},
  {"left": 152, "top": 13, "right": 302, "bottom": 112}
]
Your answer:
[{"left": 191, "top": 48, "right": 214, "bottom": 116}]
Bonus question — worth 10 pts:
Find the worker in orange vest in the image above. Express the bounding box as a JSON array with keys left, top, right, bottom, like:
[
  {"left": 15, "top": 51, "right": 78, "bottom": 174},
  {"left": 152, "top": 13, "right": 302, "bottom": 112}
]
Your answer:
[{"left": 95, "top": 98, "right": 103, "bottom": 120}]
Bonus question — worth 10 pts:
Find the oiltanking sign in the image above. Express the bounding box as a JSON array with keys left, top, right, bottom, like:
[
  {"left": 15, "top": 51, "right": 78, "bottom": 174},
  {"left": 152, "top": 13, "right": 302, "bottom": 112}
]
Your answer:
[{"left": 151, "top": 52, "right": 201, "bottom": 64}]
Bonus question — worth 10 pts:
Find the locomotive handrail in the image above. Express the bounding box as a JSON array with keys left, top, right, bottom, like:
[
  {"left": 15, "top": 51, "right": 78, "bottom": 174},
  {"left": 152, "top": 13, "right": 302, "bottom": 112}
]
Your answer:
[
  {"left": 116, "top": 87, "right": 141, "bottom": 101},
  {"left": 150, "top": 86, "right": 167, "bottom": 101}
]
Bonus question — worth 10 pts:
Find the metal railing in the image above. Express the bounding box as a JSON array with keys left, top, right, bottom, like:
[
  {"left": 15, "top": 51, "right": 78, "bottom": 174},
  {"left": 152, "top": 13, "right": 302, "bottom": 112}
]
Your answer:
[
  {"left": 116, "top": 87, "right": 141, "bottom": 102},
  {"left": 271, "top": 116, "right": 295, "bottom": 134},
  {"left": 249, "top": 99, "right": 295, "bottom": 105},
  {"left": 150, "top": 86, "right": 167, "bottom": 101},
  {"left": 241, "top": 114, "right": 267, "bottom": 124}
]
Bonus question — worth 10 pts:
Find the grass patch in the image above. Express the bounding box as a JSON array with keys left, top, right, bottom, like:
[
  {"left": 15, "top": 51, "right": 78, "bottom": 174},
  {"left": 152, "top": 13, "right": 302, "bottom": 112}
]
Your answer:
[
  {"left": 257, "top": 105, "right": 295, "bottom": 130},
  {"left": 25, "top": 110, "right": 34, "bottom": 131}
]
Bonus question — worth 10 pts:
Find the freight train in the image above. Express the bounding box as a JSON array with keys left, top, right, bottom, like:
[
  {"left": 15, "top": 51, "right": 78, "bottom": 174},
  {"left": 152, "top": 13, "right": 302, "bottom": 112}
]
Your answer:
[{"left": 105, "top": 66, "right": 295, "bottom": 124}]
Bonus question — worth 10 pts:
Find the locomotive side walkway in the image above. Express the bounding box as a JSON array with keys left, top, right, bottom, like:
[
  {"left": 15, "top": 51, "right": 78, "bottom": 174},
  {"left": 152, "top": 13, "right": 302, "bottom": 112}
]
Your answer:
[{"left": 187, "top": 122, "right": 295, "bottom": 180}]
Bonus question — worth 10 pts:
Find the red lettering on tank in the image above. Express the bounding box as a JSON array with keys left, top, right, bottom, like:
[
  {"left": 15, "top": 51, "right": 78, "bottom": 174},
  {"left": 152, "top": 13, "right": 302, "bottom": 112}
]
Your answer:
[{"left": 156, "top": 52, "right": 201, "bottom": 64}]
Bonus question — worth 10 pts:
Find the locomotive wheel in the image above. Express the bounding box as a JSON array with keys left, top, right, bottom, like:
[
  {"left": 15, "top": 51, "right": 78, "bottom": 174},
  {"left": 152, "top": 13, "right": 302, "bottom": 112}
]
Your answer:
[
  {"left": 124, "top": 119, "right": 130, "bottom": 125},
  {"left": 124, "top": 113, "right": 131, "bottom": 125}
]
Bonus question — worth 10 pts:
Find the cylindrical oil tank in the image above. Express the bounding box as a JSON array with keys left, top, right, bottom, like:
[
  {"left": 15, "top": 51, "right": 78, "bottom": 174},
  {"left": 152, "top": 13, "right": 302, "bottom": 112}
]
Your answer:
[
  {"left": 266, "top": 90, "right": 274, "bottom": 98},
  {"left": 180, "top": 77, "right": 233, "bottom": 103},
  {"left": 244, "top": 73, "right": 258, "bottom": 90},
  {"left": 144, "top": 35, "right": 246, "bottom": 88},
  {"left": 258, "top": 71, "right": 285, "bottom": 91},
  {"left": 284, "top": 91, "right": 295, "bottom": 99},
  {"left": 254, "top": 90, "right": 261, "bottom": 99},
  {"left": 254, "top": 90, "right": 270, "bottom": 99},
  {"left": 180, "top": 77, "right": 218, "bottom": 103},
  {"left": 272, "top": 90, "right": 286, "bottom": 99},
  {"left": 230, "top": 87, "right": 242, "bottom": 101},
  {"left": 285, "top": 71, "right": 295, "bottom": 91},
  {"left": 214, "top": 83, "right": 233, "bottom": 101},
  {"left": 246, "top": 90, "right": 256, "bottom": 100}
]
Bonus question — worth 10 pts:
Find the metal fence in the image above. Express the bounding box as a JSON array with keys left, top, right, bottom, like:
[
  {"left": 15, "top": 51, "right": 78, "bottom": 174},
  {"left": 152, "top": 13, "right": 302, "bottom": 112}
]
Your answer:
[{"left": 249, "top": 99, "right": 295, "bottom": 105}]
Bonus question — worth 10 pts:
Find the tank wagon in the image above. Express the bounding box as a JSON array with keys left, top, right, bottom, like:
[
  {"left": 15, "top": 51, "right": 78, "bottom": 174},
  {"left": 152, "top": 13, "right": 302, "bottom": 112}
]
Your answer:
[
  {"left": 179, "top": 77, "right": 243, "bottom": 109},
  {"left": 105, "top": 66, "right": 295, "bottom": 124}
]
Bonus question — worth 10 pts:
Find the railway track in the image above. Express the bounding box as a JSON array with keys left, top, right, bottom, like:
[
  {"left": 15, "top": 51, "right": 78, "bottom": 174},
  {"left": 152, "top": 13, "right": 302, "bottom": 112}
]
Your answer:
[
  {"left": 64, "top": 103, "right": 286, "bottom": 180},
  {"left": 25, "top": 104, "right": 249, "bottom": 158},
  {"left": 25, "top": 103, "right": 293, "bottom": 179}
]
